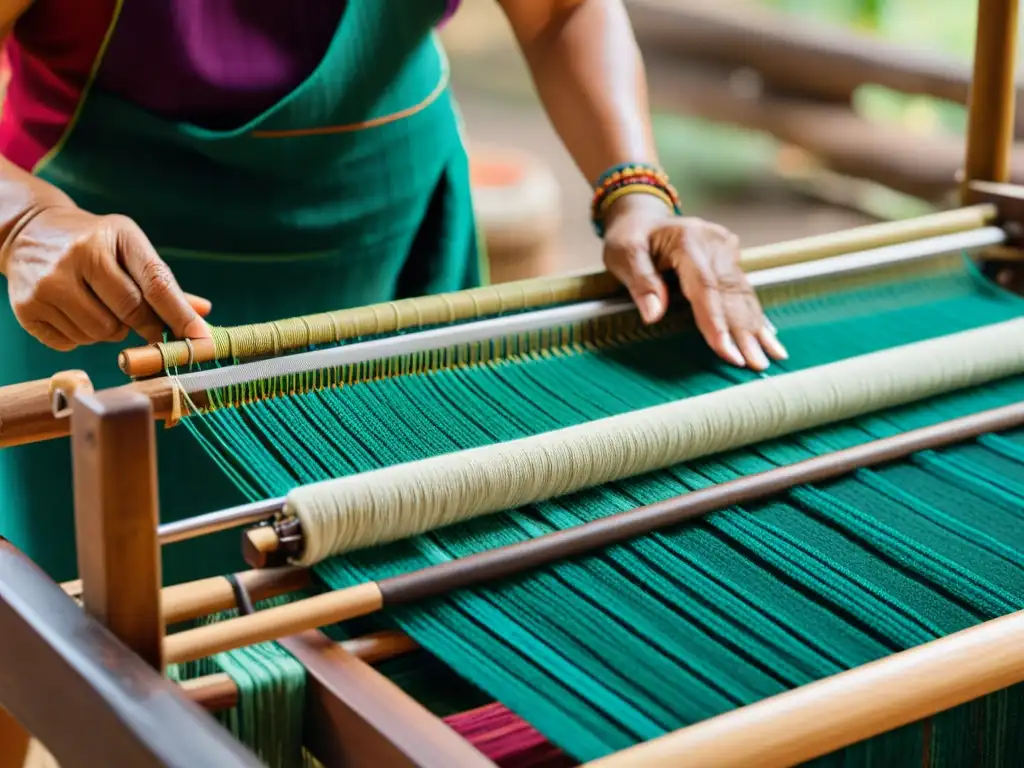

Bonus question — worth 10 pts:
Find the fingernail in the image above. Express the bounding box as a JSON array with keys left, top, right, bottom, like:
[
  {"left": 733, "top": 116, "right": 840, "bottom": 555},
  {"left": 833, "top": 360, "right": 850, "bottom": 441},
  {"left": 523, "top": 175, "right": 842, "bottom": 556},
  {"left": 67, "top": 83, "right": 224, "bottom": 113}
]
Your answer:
[
  {"left": 748, "top": 343, "right": 771, "bottom": 372},
  {"left": 763, "top": 329, "right": 789, "bottom": 360},
  {"left": 764, "top": 318, "right": 777, "bottom": 334},
  {"left": 638, "top": 293, "right": 663, "bottom": 324},
  {"left": 720, "top": 334, "right": 746, "bottom": 367}
]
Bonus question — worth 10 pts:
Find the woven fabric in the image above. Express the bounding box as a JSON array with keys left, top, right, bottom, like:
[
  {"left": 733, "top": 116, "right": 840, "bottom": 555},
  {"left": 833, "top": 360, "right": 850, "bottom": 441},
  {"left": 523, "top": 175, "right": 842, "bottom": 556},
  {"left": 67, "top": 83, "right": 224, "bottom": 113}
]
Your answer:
[{"left": 183, "top": 260, "right": 1024, "bottom": 764}]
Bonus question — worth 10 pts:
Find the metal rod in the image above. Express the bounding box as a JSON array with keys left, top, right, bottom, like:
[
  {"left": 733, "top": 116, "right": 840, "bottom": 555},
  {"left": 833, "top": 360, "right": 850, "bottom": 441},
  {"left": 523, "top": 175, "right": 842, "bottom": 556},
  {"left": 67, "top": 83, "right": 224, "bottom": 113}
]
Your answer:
[
  {"left": 169, "top": 226, "right": 1006, "bottom": 395},
  {"left": 157, "top": 498, "right": 284, "bottom": 545}
]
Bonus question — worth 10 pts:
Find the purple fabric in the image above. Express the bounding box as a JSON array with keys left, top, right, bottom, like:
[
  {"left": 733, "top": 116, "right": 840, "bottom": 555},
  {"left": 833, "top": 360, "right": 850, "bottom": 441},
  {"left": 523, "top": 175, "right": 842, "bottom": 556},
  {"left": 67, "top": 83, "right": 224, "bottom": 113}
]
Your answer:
[
  {"left": 441, "top": 0, "right": 460, "bottom": 25},
  {"left": 97, "top": 1, "right": 462, "bottom": 129}
]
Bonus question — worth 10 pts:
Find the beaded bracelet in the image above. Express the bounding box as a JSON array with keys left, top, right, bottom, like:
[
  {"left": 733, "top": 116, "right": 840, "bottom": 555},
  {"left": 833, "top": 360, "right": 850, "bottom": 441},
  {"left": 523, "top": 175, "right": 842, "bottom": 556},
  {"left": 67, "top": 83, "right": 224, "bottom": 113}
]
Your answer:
[{"left": 590, "top": 162, "right": 683, "bottom": 237}]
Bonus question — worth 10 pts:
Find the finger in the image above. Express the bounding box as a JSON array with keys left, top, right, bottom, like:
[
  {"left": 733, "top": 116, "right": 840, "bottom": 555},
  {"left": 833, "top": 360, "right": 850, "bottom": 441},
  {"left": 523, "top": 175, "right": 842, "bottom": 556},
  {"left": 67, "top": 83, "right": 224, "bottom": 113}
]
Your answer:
[
  {"left": 734, "top": 330, "right": 770, "bottom": 372},
  {"left": 68, "top": 280, "right": 128, "bottom": 342},
  {"left": 604, "top": 240, "right": 669, "bottom": 324},
  {"left": 185, "top": 293, "right": 212, "bottom": 318},
  {"left": 24, "top": 319, "right": 76, "bottom": 352},
  {"left": 757, "top": 324, "right": 788, "bottom": 361},
  {"left": 36, "top": 304, "right": 92, "bottom": 347},
  {"left": 33, "top": 275, "right": 119, "bottom": 344},
  {"left": 114, "top": 220, "right": 211, "bottom": 339},
  {"left": 87, "top": 260, "right": 166, "bottom": 342},
  {"left": 677, "top": 268, "right": 745, "bottom": 367}
]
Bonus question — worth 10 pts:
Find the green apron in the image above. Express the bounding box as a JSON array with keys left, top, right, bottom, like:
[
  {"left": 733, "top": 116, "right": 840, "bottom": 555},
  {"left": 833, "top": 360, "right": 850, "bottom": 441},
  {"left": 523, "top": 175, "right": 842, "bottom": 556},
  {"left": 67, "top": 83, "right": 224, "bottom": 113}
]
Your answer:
[{"left": 0, "top": 0, "right": 483, "bottom": 584}]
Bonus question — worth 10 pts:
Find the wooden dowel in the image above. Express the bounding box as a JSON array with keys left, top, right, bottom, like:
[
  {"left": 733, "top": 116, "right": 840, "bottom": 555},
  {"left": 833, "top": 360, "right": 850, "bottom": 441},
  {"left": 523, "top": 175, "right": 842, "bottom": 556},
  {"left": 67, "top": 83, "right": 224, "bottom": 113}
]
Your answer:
[
  {"left": 585, "top": 609, "right": 1024, "bottom": 768},
  {"left": 0, "top": 374, "right": 91, "bottom": 449},
  {"left": 116, "top": 206, "right": 997, "bottom": 378},
  {"left": 162, "top": 566, "right": 311, "bottom": 625},
  {"left": 63, "top": 566, "right": 310, "bottom": 625},
  {"left": 165, "top": 583, "right": 384, "bottom": 664},
  {"left": 963, "top": 0, "right": 1020, "bottom": 201},
  {"left": 179, "top": 673, "right": 238, "bottom": 712},
  {"left": 118, "top": 338, "right": 218, "bottom": 382},
  {"left": 164, "top": 401, "right": 1024, "bottom": 665},
  {"left": 179, "top": 630, "right": 420, "bottom": 712},
  {"left": 0, "top": 375, "right": 206, "bottom": 450}
]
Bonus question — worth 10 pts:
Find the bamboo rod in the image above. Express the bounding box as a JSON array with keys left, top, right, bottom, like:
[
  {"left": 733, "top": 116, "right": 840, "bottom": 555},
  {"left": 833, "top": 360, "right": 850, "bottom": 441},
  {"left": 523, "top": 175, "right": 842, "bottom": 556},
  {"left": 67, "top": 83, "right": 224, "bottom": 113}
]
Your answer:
[
  {"left": 118, "top": 205, "right": 996, "bottom": 378},
  {"left": 584, "top": 609, "right": 1024, "bottom": 768},
  {"left": 0, "top": 212, "right": 1002, "bottom": 451},
  {"left": 162, "top": 401, "right": 1024, "bottom": 665},
  {"left": 178, "top": 630, "right": 420, "bottom": 713},
  {"left": 963, "top": 0, "right": 1020, "bottom": 201}
]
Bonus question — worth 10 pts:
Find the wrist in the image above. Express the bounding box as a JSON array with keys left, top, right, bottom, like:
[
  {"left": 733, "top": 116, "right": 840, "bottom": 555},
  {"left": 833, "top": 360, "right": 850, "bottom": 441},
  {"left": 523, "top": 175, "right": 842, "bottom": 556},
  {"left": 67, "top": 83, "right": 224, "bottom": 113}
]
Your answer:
[
  {"left": 602, "top": 191, "right": 675, "bottom": 232},
  {"left": 590, "top": 162, "right": 682, "bottom": 238},
  {"left": 0, "top": 157, "right": 77, "bottom": 276},
  {"left": 0, "top": 204, "right": 50, "bottom": 277}
]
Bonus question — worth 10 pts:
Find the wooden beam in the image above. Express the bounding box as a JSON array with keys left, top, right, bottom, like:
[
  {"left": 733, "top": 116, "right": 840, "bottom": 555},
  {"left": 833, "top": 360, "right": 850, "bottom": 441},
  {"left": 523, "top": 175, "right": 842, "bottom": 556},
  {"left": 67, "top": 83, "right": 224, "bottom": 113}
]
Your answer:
[
  {"left": 0, "top": 539, "right": 262, "bottom": 767},
  {"left": 71, "top": 389, "right": 163, "bottom": 670}
]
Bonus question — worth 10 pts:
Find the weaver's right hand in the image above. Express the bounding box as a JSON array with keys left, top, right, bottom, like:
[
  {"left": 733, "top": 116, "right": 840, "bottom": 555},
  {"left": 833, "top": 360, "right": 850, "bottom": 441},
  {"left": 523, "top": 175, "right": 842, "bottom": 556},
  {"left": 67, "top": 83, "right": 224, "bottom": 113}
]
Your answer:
[{"left": 0, "top": 206, "right": 211, "bottom": 352}]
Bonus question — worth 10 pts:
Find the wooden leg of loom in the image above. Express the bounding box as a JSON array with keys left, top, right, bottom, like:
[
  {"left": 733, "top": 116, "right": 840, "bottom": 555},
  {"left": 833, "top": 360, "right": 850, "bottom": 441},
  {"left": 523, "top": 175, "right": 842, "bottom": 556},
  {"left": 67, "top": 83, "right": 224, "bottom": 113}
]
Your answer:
[
  {"left": 963, "top": 0, "right": 1019, "bottom": 199},
  {"left": 64, "top": 395, "right": 491, "bottom": 765},
  {"left": 71, "top": 389, "right": 163, "bottom": 670}
]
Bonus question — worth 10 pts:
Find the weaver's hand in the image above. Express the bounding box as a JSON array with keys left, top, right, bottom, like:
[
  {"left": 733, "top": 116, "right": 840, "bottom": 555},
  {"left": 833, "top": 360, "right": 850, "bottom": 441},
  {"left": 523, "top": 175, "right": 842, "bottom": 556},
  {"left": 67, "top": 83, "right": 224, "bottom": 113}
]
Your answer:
[
  {"left": 0, "top": 206, "right": 211, "bottom": 351},
  {"left": 602, "top": 194, "right": 787, "bottom": 371}
]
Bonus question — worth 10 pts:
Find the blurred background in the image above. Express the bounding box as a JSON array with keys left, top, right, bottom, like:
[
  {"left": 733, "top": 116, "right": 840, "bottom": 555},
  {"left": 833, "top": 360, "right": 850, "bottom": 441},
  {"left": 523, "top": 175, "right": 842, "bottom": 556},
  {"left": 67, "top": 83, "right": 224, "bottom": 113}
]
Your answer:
[{"left": 445, "top": 0, "right": 1016, "bottom": 281}]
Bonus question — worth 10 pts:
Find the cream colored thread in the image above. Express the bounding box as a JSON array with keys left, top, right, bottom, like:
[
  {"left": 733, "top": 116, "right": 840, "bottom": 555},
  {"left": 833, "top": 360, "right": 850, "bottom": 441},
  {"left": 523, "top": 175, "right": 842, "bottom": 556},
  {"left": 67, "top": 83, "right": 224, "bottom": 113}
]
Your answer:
[
  {"left": 286, "top": 318, "right": 1024, "bottom": 565},
  {"left": 166, "top": 378, "right": 185, "bottom": 428}
]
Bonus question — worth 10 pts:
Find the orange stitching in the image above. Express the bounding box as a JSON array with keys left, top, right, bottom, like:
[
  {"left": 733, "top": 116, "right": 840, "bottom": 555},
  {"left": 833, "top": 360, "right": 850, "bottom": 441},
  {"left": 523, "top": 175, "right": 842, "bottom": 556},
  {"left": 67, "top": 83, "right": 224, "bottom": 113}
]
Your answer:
[{"left": 251, "top": 71, "right": 448, "bottom": 139}]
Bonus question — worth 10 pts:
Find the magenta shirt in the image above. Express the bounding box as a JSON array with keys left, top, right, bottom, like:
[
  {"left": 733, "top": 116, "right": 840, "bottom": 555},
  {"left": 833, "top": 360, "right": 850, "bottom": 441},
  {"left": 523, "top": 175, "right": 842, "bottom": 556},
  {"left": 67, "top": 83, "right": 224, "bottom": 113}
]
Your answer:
[{"left": 95, "top": 0, "right": 461, "bottom": 129}]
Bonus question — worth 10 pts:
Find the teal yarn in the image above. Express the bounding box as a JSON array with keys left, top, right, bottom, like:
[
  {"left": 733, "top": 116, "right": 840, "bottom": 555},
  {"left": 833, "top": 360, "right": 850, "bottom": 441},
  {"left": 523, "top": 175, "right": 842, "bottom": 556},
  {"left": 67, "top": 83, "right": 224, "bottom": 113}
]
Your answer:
[
  {"left": 168, "top": 597, "right": 307, "bottom": 768},
  {"left": 182, "top": 259, "right": 1024, "bottom": 765}
]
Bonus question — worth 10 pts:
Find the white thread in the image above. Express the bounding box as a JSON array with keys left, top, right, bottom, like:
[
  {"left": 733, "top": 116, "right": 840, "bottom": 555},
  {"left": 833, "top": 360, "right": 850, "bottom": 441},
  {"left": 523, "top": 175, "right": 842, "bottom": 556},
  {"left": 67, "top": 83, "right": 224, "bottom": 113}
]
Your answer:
[{"left": 286, "top": 318, "right": 1024, "bottom": 565}]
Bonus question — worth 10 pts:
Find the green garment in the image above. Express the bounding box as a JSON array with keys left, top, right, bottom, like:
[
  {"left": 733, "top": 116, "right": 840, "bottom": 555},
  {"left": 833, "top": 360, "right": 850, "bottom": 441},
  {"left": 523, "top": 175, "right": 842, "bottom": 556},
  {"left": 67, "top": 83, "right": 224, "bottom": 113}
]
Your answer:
[{"left": 0, "top": 3, "right": 483, "bottom": 583}]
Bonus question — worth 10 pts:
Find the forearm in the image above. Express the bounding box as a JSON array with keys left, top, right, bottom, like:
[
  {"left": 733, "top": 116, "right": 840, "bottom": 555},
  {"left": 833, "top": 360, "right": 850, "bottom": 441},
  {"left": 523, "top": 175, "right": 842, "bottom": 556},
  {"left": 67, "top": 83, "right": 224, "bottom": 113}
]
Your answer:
[
  {"left": 0, "top": 0, "right": 73, "bottom": 275},
  {"left": 0, "top": 155, "right": 76, "bottom": 275},
  {"left": 502, "top": 0, "right": 658, "bottom": 183}
]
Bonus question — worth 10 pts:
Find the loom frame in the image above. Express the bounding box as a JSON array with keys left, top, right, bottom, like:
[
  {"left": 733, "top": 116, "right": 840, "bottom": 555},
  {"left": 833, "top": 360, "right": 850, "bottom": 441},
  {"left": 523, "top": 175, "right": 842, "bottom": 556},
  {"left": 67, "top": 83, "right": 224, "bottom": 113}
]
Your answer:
[{"left": 2, "top": 0, "right": 1024, "bottom": 765}]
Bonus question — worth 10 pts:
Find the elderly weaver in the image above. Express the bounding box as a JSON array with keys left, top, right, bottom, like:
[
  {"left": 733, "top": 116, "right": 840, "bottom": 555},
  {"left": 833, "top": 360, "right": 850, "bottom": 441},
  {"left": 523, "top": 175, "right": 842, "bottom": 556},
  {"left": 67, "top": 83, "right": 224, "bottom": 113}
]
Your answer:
[{"left": 147, "top": 247, "right": 1024, "bottom": 767}]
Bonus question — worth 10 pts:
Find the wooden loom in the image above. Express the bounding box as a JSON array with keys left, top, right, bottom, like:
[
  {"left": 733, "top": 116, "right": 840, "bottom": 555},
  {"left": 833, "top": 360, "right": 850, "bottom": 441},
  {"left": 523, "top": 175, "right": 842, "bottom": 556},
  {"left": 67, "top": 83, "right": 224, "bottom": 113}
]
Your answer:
[{"left": 3, "top": 0, "right": 1024, "bottom": 765}]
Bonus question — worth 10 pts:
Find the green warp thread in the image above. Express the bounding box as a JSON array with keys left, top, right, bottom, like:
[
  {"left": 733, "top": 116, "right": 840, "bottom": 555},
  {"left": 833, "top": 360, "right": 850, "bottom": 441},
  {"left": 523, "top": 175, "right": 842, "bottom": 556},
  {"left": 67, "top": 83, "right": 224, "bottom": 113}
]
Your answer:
[{"left": 182, "top": 258, "right": 1024, "bottom": 765}]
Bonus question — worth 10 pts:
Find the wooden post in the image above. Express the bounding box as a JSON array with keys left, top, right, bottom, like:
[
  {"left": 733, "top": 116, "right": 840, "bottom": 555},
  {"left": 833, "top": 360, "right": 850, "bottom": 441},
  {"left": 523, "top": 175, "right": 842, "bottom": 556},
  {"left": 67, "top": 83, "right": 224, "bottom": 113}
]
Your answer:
[
  {"left": 71, "top": 389, "right": 163, "bottom": 671},
  {"left": 962, "top": 0, "right": 1020, "bottom": 201}
]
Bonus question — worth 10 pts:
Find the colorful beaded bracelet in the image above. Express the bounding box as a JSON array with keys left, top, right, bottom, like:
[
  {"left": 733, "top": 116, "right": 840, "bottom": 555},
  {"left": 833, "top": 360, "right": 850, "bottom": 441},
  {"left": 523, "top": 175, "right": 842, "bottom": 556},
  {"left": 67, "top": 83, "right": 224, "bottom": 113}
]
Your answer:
[{"left": 590, "top": 162, "right": 683, "bottom": 237}]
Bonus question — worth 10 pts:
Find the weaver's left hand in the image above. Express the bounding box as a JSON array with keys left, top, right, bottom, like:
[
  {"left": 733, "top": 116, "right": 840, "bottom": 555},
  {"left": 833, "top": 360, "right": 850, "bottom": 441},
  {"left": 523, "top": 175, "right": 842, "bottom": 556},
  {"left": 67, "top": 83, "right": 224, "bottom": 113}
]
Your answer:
[{"left": 601, "top": 194, "right": 788, "bottom": 371}]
